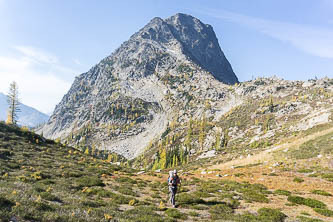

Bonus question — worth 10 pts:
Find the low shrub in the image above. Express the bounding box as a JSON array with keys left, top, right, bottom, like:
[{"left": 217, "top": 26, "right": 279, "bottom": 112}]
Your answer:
[
  {"left": 296, "top": 216, "right": 324, "bottom": 222},
  {"left": 40, "top": 192, "right": 62, "bottom": 202},
  {"left": 209, "top": 204, "right": 233, "bottom": 220},
  {"left": 274, "top": 189, "right": 291, "bottom": 196},
  {"left": 165, "top": 208, "right": 187, "bottom": 220},
  {"left": 177, "top": 193, "right": 205, "bottom": 205},
  {"left": 298, "top": 169, "right": 314, "bottom": 173},
  {"left": 311, "top": 190, "right": 332, "bottom": 196},
  {"left": 293, "top": 177, "right": 304, "bottom": 183},
  {"left": 188, "top": 211, "right": 199, "bottom": 217},
  {"left": 33, "top": 202, "right": 55, "bottom": 211},
  {"left": 81, "top": 200, "right": 106, "bottom": 208},
  {"left": 242, "top": 189, "right": 269, "bottom": 203},
  {"left": 321, "top": 173, "right": 333, "bottom": 182},
  {"left": 287, "top": 196, "right": 326, "bottom": 209},
  {"left": 122, "top": 206, "right": 165, "bottom": 221},
  {"left": 75, "top": 176, "right": 104, "bottom": 188},
  {"left": 257, "top": 208, "right": 287, "bottom": 222},
  {"left": 313, "top": 208, "right": 333, "bottom": 217},
  {"left": 115, "top": 176, "right": 137, "bottom": 184},
  {"left": 114, "top": 185, "right": 138, "bottom": 197}
]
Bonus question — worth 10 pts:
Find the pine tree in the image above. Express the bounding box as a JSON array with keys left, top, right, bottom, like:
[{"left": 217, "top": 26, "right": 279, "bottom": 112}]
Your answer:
[
  {"left": 223, "top": 129, "right": 229, "bottom": 148},
  {"left": 215, "top": 129, "right": 221, "bottom": 150},
  {"left": 6, "top": 81, "right": 20, "bottom": 125},
  {"left": 159, "top": 148, "right": 167, "bottom": 169},
  {"left": 185, "top": 118, "right": 193, "bottom": 149},
  {"left": 172, "top": 154, "right": 176, "bottom": 167}
]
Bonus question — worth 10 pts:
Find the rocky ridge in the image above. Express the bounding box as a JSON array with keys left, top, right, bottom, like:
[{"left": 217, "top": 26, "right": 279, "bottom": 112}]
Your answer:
[{"left": 39, "top": 13, "right": 333, "bottom": 164}]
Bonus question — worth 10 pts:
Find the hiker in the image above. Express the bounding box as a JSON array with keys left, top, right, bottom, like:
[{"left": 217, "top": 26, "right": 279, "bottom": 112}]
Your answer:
[{"left": 168, "top": 169, "right": 181, "bottom": 208}]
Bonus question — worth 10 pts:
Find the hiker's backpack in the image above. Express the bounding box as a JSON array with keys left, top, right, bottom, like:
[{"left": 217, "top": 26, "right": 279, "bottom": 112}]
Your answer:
[{"left": 169, "top": 175, "right": 178, "bottom": 187}]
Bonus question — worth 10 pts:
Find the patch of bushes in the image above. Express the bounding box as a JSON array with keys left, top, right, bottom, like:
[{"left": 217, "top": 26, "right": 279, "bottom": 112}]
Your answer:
[
  {"left": 293, "top": 177, "right": 304, "bottom": 183},
  {"left": 40, "top": 192, "right": 62, "bottom": 202},
  {"left": 198, "top": 181, "right": 223, "bottom": 193},
  {"left": 75, "top": 176, "right": 104, "bottom": 188},
  {"left": 313, "top": 208, "right": 333, "bottom": 217},
  {"left": 321, "top": 173, "right": 333, "bottom": 182},
  {"left": 287, "top": 196, "right": 326, "bottom": 209},
  {"left": 188, "top": 211, "right": 199, "bottom": 217},
  {"left": 209, "top": 204, "right": 233, "bottom": 220},
  {"left": 257, "top": 208, "right": 287, "bottom": 222},
  {"left": 33, "top": 201, "right": 55, "bottom": 211},
  {"left": 296, "top": 216, "right": 324, "bottom": 222},
  {"left": 122, "top": 206, "right": 165, "bottom": 222},
  {"left": 81, "top": 200, "right": 106, "bottom": 208},
  {"left": 311, "top": 190, "right": 332, "bottom": 196},
  {"left": 298, "top": 169, "right": 314, "bottom": 173},
  {"left": 114, "top": 185, "right": 138, "bottom": 197},
  {"left": 115, "top": 176, "right": 137, "bottom": 184},
  {"left": 274, "top": 189, "right": 291, "bottom": 196},
  {"left": 177, "top": 193, "right": 205, "bottom": 205},
  {"left": 242, "top": 189, "right": 269, "bottom": 203},
  {"left": 165, "top": 208, "right": 187, "bottom": 220}
]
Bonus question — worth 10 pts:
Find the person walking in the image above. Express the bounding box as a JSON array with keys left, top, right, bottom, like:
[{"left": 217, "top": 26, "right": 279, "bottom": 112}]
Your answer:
[{"left": 168, "top": 169, "right": 181, "bottom": 208}]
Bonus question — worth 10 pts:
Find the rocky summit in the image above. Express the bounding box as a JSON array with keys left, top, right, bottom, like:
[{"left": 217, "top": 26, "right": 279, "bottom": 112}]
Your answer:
[{"left": 39, "top": 13, "right": 238, "bottom": 158}]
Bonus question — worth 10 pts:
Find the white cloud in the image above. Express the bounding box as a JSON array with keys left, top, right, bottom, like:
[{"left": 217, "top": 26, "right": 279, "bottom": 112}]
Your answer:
[
  {"left": 203, "top": 9, "right": 333, "bottom": 59},
  {"left": 0, "top": 46, "right": 79, "bottom": 114}
]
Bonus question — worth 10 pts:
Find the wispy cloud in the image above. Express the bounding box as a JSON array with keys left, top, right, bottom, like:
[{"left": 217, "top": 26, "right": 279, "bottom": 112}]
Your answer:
[
  {"left": 203, "top": 9, "right": 333, "bottom": 59},
  {"left": 14, "top": 46, "right": 58, "bottom": 64},
  {"left": 0, "top": 46, "right": 79, "bottom": 113}
]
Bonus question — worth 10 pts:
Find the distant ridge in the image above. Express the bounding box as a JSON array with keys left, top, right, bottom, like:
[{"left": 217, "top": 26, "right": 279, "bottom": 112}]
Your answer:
[{"left": 0, "top": 92, "right": 49, "bottom": 127}]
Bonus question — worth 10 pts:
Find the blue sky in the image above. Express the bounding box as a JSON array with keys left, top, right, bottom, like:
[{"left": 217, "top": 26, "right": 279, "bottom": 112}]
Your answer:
[{"left": 0, "top": 0, "right": 332, "bottom": 113}]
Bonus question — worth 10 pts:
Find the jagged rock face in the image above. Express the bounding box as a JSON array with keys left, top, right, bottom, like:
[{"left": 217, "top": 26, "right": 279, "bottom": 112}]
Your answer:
[
  {"left": 165, "top": 14, "right": 237, "bottom": 84},
  {"left": 39, "top": 13, "right": 238, "bottom": 159}
]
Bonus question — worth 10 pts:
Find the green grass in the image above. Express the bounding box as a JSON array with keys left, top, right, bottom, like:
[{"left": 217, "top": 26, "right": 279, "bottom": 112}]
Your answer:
[{"left": 289, "top": 131, "right": 333, "bottom": 159}]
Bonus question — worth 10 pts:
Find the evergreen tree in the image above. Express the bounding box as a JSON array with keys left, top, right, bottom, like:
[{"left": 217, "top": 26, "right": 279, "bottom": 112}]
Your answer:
[
  {"left": 6, "top": 81, "right": 20, "bottom": 125},
  {"left": 215, "top": 128, "right": 221, "bottom": 150},
  {"left": 159, "top": 148, "right": 167, "bottom": 169}
]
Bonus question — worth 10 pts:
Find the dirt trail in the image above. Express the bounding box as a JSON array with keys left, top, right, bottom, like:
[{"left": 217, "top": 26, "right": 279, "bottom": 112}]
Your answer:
[{"left": 208, "top": 126, "right": 333, "bottom": 170}]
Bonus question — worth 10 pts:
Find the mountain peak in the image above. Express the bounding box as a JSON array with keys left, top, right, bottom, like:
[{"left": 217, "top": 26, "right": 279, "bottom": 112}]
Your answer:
[
  {"left": 133, "top": 13, "right": 238, "bottom": 84},
  {"left": 167, "top": 13, "right": 196, "bottom": 22},
  {"left": 40, "top": 13, "right": 238, "bottom": 158}
]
